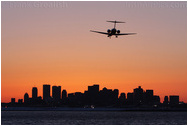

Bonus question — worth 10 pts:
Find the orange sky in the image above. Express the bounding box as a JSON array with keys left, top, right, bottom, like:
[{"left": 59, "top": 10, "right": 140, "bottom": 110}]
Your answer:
[{"left": 1, "top": 1, "right": 187, "bottom": 103}]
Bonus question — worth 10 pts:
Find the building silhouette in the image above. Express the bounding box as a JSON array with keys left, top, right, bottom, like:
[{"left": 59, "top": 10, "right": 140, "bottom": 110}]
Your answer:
[
  {"left": 43, "top": 84, "right": 51, "bottom": 103},
  {"left": 97, "top": 87, "right": 120, "bottom": 106},
  {"left": 32, "top": 87, "right": 38, "bottom": 99},
  {"left": 86, "top": 84, "right": 99, "bottom": 105},
  {"left": 24, "top": 93, "right": 29, "bottom": 104},
  {"left": 113, "top": 89, "right": 119, "bottom": 105},
  {"left": 18, "top": 99, "right": 23, "bottom": 104},
  {"left": 145, "top": 90, "right": 153, "bottom": 105},
  {"left": 170, "top": 95, "right": 179, "bottom": 105},
  {"left": 11, "top": 98, "right": 15, "bottom": 104},
  {"left": 62, "top": 89, "right": 67, "bottom": 103},
  {"left": 74, "top": 92, "right": 84, "bottom": 106},
  {"left": 127, "top": 93, "right": 133, "bottom": 105},
  {"left": 153, "top": 95, "right": 160, "bottom": 105},
  {"left": 52, "top": 86, "right": 61, "bottom": 103},
  {"left": 119, "top": 93, "right": 126, "bottom": 106},
  {"left": 163, "top": 96, "right": 168, "bottom": 105},
  {"left": 133, "top": 86, "right": 144, "bottom": 105},
  {"left": 68, "top": 93, "right": 75, "bottom": 106}
]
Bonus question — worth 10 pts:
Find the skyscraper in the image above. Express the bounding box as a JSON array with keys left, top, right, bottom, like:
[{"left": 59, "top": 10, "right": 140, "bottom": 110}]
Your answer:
[
  {"left": 32, "top": 87, "right": 38, "bottom": 99},
  {"left": 62, "top": 90, "right": 67, "bottom": 101},
  {"left": 52, "top": 86, "right": 61, "bottom": 103},
  {"left": 24, "top": 93, "right": 29, "bottom": 103},
  {"left": 145, "top": 90, "right": 153, "bottom": 105},
  {"left": 87, "top": 84, "right": 99, "bottom": 105},
  {"left": 133, "top": 86, "right": 144, "bottom": 105},
  {"left": 88, "top": 84, "right": 99, "bottom": 94},
  {"left": 119, "top": 93, "right": 126, "bottom": 105},
  {"left": 43, "top": 84, "right": 50, "bottom": 102},
  {"left": 113, "top": 89, "right": 119, "bottom": 99}
]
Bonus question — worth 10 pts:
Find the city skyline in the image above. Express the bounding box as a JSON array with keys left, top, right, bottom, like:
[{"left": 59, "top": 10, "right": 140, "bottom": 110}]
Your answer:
[
  {"left": 2, "top": 1, "right": 187, "bottom": 103},
  {"left": 5, "top": 84, "right": 183, "bottom": 105},
  {"left": 2, "top": 83, "right": 186, "bottom": 125},
  {"left": 2, "top": 81, "right": 187, "bottom": 103}
]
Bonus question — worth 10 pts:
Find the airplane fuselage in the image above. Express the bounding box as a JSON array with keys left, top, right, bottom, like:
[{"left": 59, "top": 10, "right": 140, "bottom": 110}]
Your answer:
[
  {"left": 110, "top": 28, "right": 116, "bottom": 35},
  {"left": 107, "top": 28, "right": 119, "bottom": 37}
]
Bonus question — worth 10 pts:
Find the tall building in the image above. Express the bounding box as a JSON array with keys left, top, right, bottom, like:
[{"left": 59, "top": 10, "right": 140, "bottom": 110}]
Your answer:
[
  {"left": 62, "top": 90, "right": 67, "bottom": 102},
  {"left": 52, "top": 86, "right": 61, "bottom": 103},
  {"left": 133, "top": 86, "right": 144, "bottom": 105},
  {"left": 145, "top": 90, "right": 153, "bottom": 105},
  {"left": 119, "top": 93, "right": 126, "bottom": 105},
  {"left": 113, "top": 89, "right": 119, "bottom": 99},
  {"left": 112, "top": 89, "right": 119, "bottom": 104},
  {"left": 32, "top": 87, "right": 38, "bottom": 99},
  {"left": 43, "top": 84, "right": 50, "bottom": 102},
  {"left": 88, "top": 84, "right": 99, "bottom": 94},
  {"left": 87, "top": 84, "right": 99, "bottom": 105},
  {"left": 24, "top": 93, "right": 29, "bottom": 103}
]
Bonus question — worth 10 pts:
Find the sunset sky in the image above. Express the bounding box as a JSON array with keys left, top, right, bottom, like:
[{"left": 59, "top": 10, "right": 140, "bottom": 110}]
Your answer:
[{"left": 2, "top": 1, "right": 187, "bottom": 103}]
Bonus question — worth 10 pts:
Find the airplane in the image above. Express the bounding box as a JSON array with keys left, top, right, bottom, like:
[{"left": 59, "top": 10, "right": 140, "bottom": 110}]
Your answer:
[{"left": 90, "top": 20, "right": 136, "bottom": 38}]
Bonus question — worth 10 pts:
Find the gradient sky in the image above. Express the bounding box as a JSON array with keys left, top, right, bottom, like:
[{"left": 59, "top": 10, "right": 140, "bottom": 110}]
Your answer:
[{"left": 2, "top": 1, "right": 187, "bottom": 103}]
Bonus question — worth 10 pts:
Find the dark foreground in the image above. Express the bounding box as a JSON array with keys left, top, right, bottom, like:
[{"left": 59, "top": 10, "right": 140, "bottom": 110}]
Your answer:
[{"left": 1, "top": 111, "right": 187, "bottom": 125}]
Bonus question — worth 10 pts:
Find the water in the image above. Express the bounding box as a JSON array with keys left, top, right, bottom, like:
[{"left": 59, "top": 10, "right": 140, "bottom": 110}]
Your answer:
[{"left": 1, "top": 111, "right": 187, "bottom": 125}]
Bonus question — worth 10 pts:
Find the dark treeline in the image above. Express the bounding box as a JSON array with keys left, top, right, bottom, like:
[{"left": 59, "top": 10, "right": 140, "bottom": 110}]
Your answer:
[{"left": 2, "top": 84, "right": 186, "bottom": 108}]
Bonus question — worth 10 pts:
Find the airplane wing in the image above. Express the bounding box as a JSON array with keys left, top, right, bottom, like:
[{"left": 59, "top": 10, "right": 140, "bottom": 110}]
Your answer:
[
  {"left": 90, "top": 30, "right": 108, "bottom": 35},
  {"left": 115, "top": 33, "right": 136, "bottom": 36}
]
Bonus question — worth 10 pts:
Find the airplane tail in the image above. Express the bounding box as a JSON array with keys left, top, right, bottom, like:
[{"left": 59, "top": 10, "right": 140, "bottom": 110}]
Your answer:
[
  {"left": 106, "top": 20, "right": 125, "bottom": 28},
  {"left": 106, "top": 20, "right": 125, "bottom": 23}
]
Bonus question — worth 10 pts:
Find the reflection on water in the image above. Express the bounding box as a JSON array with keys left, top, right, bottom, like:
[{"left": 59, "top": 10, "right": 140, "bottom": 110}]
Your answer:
[{"left": 1, "top": 111, "right": 187, "bottom": 125}]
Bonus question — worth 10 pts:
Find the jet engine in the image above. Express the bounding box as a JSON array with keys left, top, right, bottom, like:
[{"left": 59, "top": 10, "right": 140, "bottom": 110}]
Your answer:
[
  {"left": 117, "top": 30, "right": 120, "bottom": 34},
  {"left": 107, "top": 29, "right": 111, "bottom": 33}
]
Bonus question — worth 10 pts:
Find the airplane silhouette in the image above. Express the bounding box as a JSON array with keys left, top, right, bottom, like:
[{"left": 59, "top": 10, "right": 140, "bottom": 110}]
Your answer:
[{"left": 90, "top": 20, "right": 136, "bottom": 38}]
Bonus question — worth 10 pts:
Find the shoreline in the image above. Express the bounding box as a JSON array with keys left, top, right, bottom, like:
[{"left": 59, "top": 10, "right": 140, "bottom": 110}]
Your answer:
[{"left": 2, "top": 107, "right": 187, "bottom": 112}]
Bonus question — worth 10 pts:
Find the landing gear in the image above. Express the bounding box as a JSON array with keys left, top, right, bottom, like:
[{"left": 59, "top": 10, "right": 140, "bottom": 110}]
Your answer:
[{"left": 108, "top": 35, "right": 111, "bottom": 39}]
